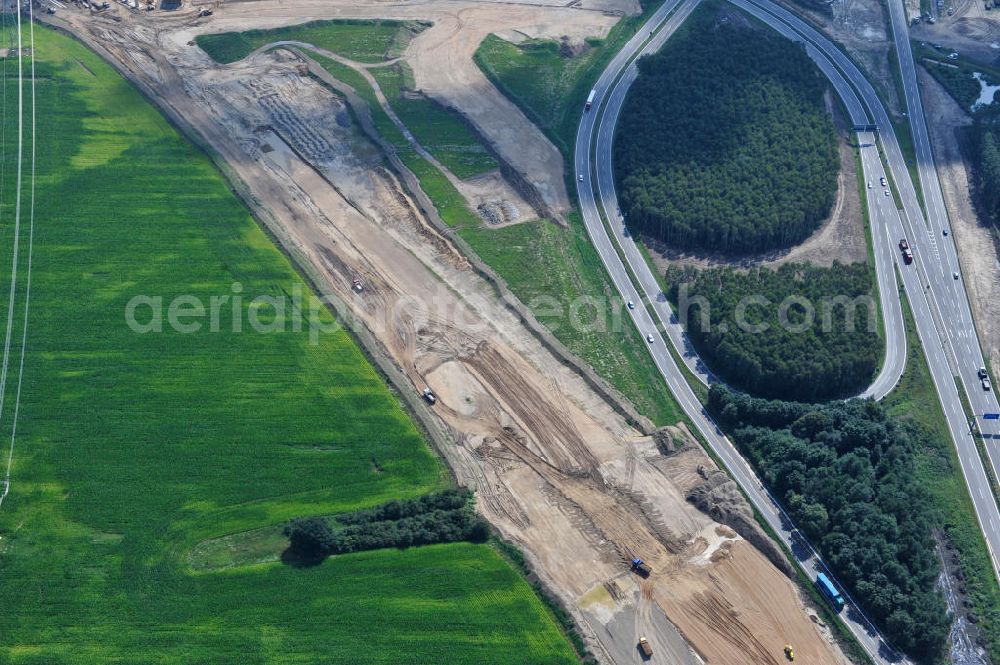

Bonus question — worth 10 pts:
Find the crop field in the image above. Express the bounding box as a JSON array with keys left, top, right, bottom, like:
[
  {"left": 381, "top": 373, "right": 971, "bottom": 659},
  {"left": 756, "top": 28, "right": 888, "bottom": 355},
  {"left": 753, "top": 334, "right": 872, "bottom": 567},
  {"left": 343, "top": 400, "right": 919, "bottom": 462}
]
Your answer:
[
  {"left": 0, "top": 24, "right": 577, "bottom": 664},
  {"left": 196, "top": 19, "right": 417, "bottom": 64}
]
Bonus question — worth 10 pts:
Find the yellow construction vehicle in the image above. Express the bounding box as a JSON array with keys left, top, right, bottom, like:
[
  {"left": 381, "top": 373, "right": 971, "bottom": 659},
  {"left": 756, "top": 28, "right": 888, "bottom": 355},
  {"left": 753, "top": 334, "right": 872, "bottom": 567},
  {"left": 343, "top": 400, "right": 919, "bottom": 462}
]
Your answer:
[{"left": 784, "top": 644, "right": 795, "bottom": 661}]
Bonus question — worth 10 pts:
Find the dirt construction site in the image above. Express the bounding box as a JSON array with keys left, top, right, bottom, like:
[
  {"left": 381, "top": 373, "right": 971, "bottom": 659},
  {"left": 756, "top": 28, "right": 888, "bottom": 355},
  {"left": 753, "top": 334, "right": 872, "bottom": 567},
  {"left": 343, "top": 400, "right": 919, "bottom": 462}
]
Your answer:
[{"left": 44, "top": 1, "right": 855, "bottom": 663}]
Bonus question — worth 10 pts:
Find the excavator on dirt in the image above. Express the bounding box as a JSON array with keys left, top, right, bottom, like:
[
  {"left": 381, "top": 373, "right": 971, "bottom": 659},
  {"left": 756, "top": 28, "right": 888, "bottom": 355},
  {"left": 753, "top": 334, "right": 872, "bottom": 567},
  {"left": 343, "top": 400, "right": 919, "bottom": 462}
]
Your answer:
[
  {"left": 630, "top": 557, "right": 651, "bottom": 577},
  {"left": 784, "top": 644, "right": 795, "bottom": 661}
]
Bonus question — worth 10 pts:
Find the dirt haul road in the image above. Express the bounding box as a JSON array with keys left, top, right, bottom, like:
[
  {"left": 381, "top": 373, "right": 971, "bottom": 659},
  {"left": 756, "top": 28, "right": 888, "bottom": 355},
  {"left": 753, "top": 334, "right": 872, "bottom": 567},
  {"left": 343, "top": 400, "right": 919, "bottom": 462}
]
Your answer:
[
  {"left": 159, "top": 0, "right": 618, "bottom": 219},
  {"left": 50, "top": 5, "right": 845, "bottom": 664}
]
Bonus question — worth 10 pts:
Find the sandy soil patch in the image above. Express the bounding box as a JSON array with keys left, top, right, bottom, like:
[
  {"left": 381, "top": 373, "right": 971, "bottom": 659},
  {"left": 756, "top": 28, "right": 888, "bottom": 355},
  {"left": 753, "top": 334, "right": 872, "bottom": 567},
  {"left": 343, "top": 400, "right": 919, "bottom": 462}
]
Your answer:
[
  {"left": 158, "top": 0, "right": 625, "bottom": 219},
  {"left": 912, "top": 0, "right": 1000, "bottom": 66},
  {"left": 49, "top": 5, "right": 849, "bottom": 664}
]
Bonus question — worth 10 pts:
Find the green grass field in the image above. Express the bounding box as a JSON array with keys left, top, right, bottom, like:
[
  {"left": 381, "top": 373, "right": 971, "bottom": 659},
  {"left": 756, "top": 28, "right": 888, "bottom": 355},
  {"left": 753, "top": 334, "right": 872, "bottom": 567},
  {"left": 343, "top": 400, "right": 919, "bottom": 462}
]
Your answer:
[
  {"left": 473, "top": 2, "right": 660, "bottom": 160},
  {"left": 369, "top": 64, "right": 499, "bottom": 180},
  {"left": 196, "top": 19, "right": 416, "bottom": 65},
  {"left": 0, "top": 24, "right": 577, "bottom": 664},
  {"left": 393, "top": 97, "right": 498, "bottom": 179},
  {"left": 459, "top": 217, "right": 681, "bottom": 425},
  {"left": 474, "top": 36, "right": 599, "bottom": 158}
]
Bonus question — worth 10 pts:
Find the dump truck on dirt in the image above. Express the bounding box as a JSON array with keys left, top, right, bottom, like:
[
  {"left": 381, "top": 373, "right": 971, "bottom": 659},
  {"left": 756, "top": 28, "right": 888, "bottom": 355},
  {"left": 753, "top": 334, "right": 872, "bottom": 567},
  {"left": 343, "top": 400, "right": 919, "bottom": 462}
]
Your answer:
[
  {"left": 638, "top": 637, "right": 653, "bottom": 658},
  {"left": 630, "top": 557, "right": 651, "bottom": 577}
]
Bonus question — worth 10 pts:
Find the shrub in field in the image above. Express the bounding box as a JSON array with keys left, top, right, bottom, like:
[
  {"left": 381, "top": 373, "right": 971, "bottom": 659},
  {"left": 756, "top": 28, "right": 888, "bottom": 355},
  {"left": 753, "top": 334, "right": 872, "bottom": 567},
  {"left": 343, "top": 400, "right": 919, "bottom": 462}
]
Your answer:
[
  {"left": 284, "top": 517, "right": 336, "bottom": 558},
  {"left": 284, "top": 490, "right": 490, "bottom": 557}
]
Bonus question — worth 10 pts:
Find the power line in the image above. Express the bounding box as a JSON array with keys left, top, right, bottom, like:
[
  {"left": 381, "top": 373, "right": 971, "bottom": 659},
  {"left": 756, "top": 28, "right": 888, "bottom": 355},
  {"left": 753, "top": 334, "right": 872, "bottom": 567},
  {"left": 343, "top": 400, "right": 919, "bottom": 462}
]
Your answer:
[{"left": 0, "top": 0, "right": 33, "bottom": 510}]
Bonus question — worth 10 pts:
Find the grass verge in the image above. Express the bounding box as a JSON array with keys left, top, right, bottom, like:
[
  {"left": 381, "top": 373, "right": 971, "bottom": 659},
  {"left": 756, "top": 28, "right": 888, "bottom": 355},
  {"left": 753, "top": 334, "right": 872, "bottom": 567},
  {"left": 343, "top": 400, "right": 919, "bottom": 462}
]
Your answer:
[
  {"left": 195, "top": 18, "right": 416, "bottom": 65},
  {"left": 883, "top": 291, "right": 1000, "bottom": 662},
  {"left": 458, "top": 215, "right": 682, "bottom": 424}
]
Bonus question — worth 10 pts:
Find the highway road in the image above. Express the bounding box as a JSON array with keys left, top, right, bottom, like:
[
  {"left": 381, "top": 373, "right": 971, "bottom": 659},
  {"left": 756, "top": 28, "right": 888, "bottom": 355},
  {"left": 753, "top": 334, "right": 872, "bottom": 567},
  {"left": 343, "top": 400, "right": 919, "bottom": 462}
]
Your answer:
[
  {"left": 885, "top": 0, "right": 1000, "bottom": 556},
  {"left": 736, "top": 0, "right": 1000, "bottom": 579},
  {"left": 574, "top": 1, "right": 911, "bottom": 661},
  {"left": 589, "top": 2, "right": 907, "bottom": 402},
  {"left": 581, "top": 0, "right": 1000, "bottom": 588}
]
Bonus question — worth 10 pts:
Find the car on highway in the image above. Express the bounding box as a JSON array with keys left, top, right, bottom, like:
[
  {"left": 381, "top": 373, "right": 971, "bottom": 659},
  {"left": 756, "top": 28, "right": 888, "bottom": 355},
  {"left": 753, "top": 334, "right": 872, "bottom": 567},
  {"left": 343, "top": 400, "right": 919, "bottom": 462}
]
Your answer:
[
  {"left": 983, "top": 377, "right": 992, "bottom": 391},
  {"left": 943, "top": 229, "right": 949, "bottom": 236},
  {"left": 578, "top": 173, "right": 583, "bottom": 182},
  {"left": 953, "top": 272, "right": 959, "bottom": 280},
  {"left": 867, "top": 181, "right": 872, "bottom": 189},
  {"left": 646, "top": 333, "right": 654, "bottom": 343},
  {"left": 627, "top": 300, "right": 635, "bottom": 310},
  {"left": 884, "top": 190, "right": 890, "bottom": 197},
  {"left": 880, "top": 176, "right": 887, "bottom": 187},
  {"left": 979, "top": 367, "right": 988, "bottom": 380}
]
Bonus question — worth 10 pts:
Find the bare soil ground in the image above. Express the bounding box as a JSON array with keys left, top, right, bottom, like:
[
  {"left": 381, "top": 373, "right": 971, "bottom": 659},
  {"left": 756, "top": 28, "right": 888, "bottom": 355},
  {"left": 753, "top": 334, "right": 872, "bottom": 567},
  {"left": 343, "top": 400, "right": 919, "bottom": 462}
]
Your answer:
[
  {"left": 283, "top": 41, "right": 538, "bottom": 225},
  {"left": 161, "top": 0, "right": 622, "bottom": 219},
  {"left": 912, "top": 0, "right": 1000, "bottom": 67},
  {"left": 45, "top": 4, "right": 850, "bottom": 663},
  {"left": 917, "top": 67, "right": 1000, "bottom": 374}
]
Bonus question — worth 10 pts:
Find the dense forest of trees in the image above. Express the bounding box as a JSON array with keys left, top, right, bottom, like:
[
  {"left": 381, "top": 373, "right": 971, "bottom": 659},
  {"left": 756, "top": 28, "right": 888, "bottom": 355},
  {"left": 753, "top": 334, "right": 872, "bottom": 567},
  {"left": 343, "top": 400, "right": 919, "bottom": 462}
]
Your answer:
[
  {"left": 666, "top": 262, "right": 881, "bottom": 400},
  {"left": 971, "top": 125, "right": 1000, "bottom": 226},
  {"left": 283, "top": 489, "right": 489, "bottom": 559},
  {"left": 613, "top": 9, "right": 840, "bottom": 255},
  {"left": 708, "top": 386, "right": 949, "bottom": 662}
]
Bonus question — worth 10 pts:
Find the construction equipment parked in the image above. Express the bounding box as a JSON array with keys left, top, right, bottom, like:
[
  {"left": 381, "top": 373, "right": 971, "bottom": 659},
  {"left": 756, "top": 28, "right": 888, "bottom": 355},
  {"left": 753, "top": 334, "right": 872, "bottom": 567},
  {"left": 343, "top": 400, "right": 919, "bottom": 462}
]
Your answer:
[
  {"left": 784, "top": 644, "right": 795, "bottom": 661},
  {"left": 352, "top": 276, "right": 363, "bottom": 292},
  {"left": 198, "top": 7, "right": 212, "bottom": 15},
  {"left": 422, "top": 388, "right": 437, "bottom": 405},
  {"left": 638, "top": 637, "right": 653, "bottom": 658},
  {"left": 630, "top": 557, "right": 651, "bottom": 577}
]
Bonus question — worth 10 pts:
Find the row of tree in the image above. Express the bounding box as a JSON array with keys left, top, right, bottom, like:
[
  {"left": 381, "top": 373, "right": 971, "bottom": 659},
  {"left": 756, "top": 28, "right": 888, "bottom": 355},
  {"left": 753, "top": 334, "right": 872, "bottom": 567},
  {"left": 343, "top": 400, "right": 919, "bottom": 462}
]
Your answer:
[
  {"left": 708, "top": 386, "right": 949, "bottom": 662},
  {"left": 665, "top": 262, "right": 881, "bottom": 401},
  {"left": 924, "top": 62, "right": 983, "bottom": 112},
  {"left": 972, "top": 125, "right": 1000, "bottom": 225},
  {"left": 613, "top": 8, "right": 840, "bottom": 255},
  {"left": 283, "top": 489, "right": 489, "bottom": 559}
]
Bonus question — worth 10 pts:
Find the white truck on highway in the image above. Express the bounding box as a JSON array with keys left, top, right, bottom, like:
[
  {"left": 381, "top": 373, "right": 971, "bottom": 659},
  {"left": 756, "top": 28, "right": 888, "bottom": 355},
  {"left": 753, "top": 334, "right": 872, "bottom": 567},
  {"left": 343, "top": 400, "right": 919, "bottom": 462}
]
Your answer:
[{"left": 585, "top": 89, "right": 596, "bottom": 112}]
